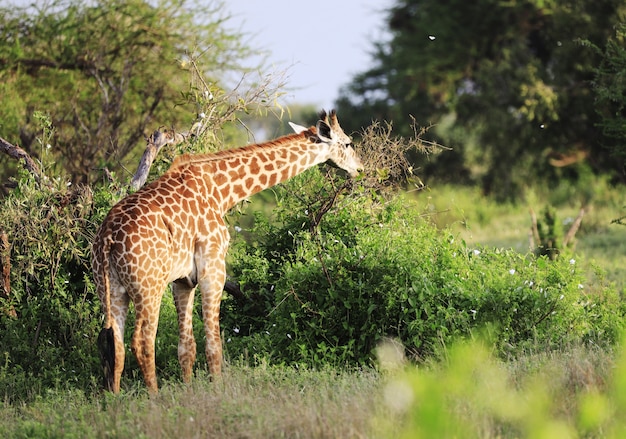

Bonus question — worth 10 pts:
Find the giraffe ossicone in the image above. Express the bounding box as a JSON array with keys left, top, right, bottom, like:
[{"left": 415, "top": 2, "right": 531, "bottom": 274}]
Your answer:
[{"left": 92, "top": 110, "right": 363, "bottom": 393}]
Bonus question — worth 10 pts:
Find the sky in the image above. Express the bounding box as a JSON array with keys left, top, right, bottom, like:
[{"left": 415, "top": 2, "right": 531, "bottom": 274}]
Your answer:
[{"left": 223, "top": 0, "right": 392, "bottom": 110}]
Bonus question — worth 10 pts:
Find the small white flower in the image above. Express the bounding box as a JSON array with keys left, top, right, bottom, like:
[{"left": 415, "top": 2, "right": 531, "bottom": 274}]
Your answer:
[
  {"left": 287, "top": 333, "right": 292, "bottom": 339},
  {"left": 428, "top": 35, "right": 436, "bottom": 40},
  {"left": 234, "top": 226, "right": 242, "bottom": 233},
  {"left": 578, "top": 284, "right": 584, "bottom": 289},
  {"left": 569, "top": 259, "right": 576, "bottom": 265},
  {"left": 198, "top": 112, "right": 206, "bottom": 119},
  {"left": 233, "top": 327, "right": 240, "bottom": 334},
  {"left": 509, "top": 269, "right": 516, "bottom": 275},
  {"left": 473, "top": 249, "right": 481, "bottom": 256},
  {"left": 46, "top": 143, "right": 52, "bottom": 149},
  {"left": 559, "top": 294, "right": 564, "bottom": 300},
  {"left": 204, "top": 90, "right": 213, "bottom": 100}
]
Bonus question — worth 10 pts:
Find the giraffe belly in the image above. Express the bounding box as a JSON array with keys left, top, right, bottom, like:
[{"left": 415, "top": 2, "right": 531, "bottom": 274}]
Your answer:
[{"left": 167, "top": 251, "right": 196, "bottom": 284}]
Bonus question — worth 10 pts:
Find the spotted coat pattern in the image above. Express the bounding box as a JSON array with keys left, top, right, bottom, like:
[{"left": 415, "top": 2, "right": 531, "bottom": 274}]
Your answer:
[{"left": 91, "top": 110, "right": 363, "bottom": 393}]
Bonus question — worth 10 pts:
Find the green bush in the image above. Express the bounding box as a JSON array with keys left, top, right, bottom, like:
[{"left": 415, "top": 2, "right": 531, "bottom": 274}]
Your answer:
[
  {"left": 0, "top": 175, "right": 117, "bottom": 398},
  {"left": 224, "top": 169, "right": 625, "bottom": 366}
]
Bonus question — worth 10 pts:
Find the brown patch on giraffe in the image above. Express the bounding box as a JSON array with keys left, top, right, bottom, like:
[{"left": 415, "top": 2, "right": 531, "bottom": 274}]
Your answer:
[
  {"left": 280, "top": 167, "right": 291, "bottom": 181},
  {"left": 232, "top": 184, "right": 245, "bottom": 198}
]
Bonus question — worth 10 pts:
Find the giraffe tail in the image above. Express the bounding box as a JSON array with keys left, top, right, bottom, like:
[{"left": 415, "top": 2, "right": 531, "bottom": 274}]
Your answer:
[{"left": 96, "top": 233, "right": 116, "bottom": 392}]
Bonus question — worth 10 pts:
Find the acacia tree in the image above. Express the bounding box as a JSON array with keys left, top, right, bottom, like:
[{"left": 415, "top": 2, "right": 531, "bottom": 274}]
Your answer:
[
  {"left": 0, "top": 0, "right": 253, "bottom": 185},
  {"left": 337, "top": 0, "right": 626, "bottom": 200}
]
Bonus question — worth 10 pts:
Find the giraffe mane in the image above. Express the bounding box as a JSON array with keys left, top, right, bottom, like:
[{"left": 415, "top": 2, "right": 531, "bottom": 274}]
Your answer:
[{"left": 167, "top": 128, "right": 317, "bottom": 171}]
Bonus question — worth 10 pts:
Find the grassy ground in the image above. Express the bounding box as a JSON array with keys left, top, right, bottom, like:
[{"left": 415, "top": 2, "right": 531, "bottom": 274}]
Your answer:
[
  {"left": 0, "top": 365, "right": 387, "bottom": 438},
  {"left": 0, "top": 344, "right": 620, "bottom": 438}
]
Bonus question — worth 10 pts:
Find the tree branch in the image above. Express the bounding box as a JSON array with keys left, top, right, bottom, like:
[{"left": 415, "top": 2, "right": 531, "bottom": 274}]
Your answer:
[
  {"left": 129, "top": 129, "right": 187, "bottom": 191},
  {"left": 0, "top": 136, "right": 42, "bottom": 182},
  {"left": 563, "top": 208, "right": 585, "bottom": 247}
]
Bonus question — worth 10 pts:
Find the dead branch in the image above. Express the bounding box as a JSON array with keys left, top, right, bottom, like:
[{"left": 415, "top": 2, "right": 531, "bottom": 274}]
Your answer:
[
  {"left": 129, "top": 129, "right": 188, "bottom": 191},
  {"left": 529, "top": 207, "right": 540, "bottom": 250},
  {"left": 0, "top": 136, "right": 42, "bottom": 182},
  {"left": 563, "top": 207, "right": 585, "bottom": 247}
]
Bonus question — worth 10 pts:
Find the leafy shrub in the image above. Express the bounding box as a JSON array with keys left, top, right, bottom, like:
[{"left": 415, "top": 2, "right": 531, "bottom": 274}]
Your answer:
[
  {"left": 224, "top": 169, "right": 625, "bottom": 366},
  {"left": 0, "top": 174, "right": 118, "bottom": 398}
]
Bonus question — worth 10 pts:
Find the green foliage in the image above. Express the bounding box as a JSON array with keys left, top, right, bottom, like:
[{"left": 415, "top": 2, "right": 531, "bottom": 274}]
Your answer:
[
  {"left": 592, "top": 23, "right": 626, "bottom": 163},
  {"left": 0, "top": 174, "right": 118, "bottom": 398},
  {"left": 0, "top": 0, "right": 253, "bottom": 184},
  {"left": 337, "top": 0, "right": 626, "bottom": 201},
  {"left": 224, "top": 169, "right": 624, "bottom": 367},
  {"left": 376, "top": 335, "right": 626, "bottom": 439}
]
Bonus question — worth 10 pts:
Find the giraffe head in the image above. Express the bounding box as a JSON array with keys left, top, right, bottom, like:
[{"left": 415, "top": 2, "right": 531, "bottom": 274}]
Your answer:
[{"left": 290, "top": 110, "right": 364, "bottom": 178}]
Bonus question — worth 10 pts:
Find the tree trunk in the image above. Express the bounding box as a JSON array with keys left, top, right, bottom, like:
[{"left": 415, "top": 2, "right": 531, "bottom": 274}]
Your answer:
[{"left": 0, "top": 230, "right": 16, "bottom": 317}]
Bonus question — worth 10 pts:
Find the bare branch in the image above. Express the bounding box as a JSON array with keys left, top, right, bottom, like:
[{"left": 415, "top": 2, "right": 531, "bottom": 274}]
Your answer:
[
  {"left": 129, "top": 129, "right": 188, "bottom": 191},
  {"left": 563, "top": 207, "right": 585, "bottom": 247},
  {"left": 0, "top": 136, "right": 42, "bottom": 182}
]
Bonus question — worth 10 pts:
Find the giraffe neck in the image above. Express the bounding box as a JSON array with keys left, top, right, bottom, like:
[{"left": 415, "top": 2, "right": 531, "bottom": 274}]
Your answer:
[{"left": 168, "top": 130, "right": 330, "bottom": 213}]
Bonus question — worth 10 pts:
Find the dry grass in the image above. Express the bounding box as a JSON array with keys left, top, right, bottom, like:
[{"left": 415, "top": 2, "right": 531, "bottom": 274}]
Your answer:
[{"left": 1, "top": 365, "right": 388, "bottom": 439}]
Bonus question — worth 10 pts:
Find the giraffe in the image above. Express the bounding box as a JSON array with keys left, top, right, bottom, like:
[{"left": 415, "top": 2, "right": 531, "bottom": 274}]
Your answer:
[{"left": 92, "top": 110, "right": 363, "bottom": 393}]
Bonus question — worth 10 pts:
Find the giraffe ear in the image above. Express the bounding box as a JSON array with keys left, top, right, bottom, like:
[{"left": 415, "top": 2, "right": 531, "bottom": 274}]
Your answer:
[
  {"left": 316, "top": 120, "right": 333, "bottom": 142},
  {"left": 288, "top": 122, "right": 308, "bottom": 134}
]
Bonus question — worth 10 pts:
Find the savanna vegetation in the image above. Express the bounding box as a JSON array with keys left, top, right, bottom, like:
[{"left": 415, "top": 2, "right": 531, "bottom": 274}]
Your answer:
[{"left": 1, "top": 0, "right": 626, "bottom": 437}]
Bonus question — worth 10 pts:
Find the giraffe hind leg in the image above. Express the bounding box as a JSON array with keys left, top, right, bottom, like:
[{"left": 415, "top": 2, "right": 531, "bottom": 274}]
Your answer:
[{"left": 130, "top": 297, "right": 162, "bottom": 393}]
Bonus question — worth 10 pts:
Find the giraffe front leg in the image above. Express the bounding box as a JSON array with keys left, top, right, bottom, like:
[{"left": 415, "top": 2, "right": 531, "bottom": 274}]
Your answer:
[
  {"left": 172, "top": 281, "right": 197, "bottom": 383},
  {"left": 199, "top": 274, "right": 225, "bottom": 379},
  {"left": 197, "top": 257, "right": 227, "bottom": 378}
]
